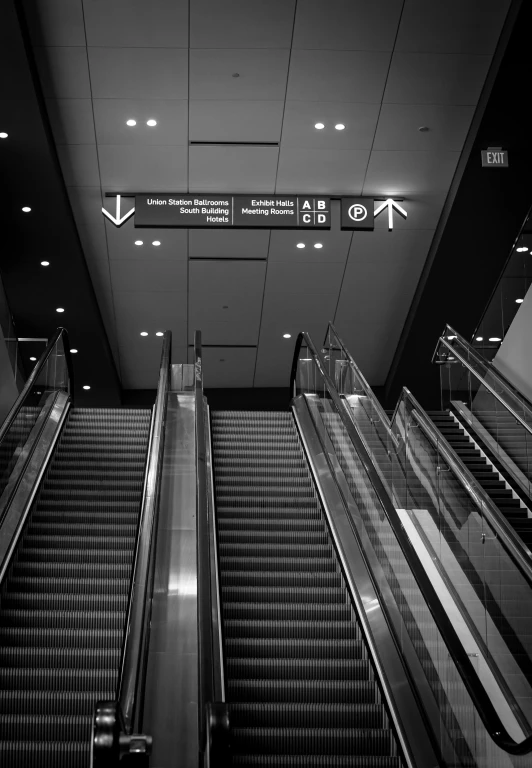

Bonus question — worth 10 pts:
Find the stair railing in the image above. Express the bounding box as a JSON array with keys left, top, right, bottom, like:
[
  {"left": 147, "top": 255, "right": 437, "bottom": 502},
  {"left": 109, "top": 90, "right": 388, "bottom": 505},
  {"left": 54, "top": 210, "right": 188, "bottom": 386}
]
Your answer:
[{"left": 92, "top": 331, "right": 171, "bottom": 766}]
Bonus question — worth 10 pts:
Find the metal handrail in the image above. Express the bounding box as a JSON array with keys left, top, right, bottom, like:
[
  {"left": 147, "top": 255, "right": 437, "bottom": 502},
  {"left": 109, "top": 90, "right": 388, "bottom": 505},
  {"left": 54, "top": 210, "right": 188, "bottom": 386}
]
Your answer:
[
  {"left": 195, "top": 330, "right": 229, "bottom": 768},
  {"left": 92, "top": 331, "right": 171, "bottom": 765},
  {"left": 435, "top": 324, "right": 532, "bottom": 438},
  {"left": 291, "top": 330, "right": 532, "bottom": 754},
  {"left": 0, "top": 326, "right": 73, "bottom": 445}
]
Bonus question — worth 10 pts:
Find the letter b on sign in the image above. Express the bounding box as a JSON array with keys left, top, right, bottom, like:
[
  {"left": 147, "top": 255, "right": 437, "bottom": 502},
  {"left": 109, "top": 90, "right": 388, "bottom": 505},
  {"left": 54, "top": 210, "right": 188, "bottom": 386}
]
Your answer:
[{"left": 341, "top": 198, "right": 375, "bottom": 230}]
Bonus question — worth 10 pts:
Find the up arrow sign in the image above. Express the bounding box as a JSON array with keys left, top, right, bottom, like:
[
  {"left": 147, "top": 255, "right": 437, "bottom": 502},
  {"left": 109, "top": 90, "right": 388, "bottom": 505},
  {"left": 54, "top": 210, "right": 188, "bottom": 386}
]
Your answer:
[
  {"left": 102, "top": 195, "right": 135, "bottom": 227},
  {"left": 374, "top": 198, "right": 407, "bottom": 231}
]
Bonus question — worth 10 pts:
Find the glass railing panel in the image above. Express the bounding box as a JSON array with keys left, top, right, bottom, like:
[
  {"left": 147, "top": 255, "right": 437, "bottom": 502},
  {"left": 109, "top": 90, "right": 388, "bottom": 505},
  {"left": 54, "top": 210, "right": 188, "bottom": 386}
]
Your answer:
[{"left": 293, "top": 339, "right": 531, "bottom": 766}]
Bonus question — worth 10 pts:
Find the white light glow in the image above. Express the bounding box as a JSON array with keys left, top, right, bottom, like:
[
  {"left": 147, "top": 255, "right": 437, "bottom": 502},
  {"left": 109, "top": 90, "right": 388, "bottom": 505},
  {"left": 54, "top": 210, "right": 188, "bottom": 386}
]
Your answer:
[
  {"left": 56, "top": 308, "right": 65, "bottom": 313},
  {"left": 314, "top": 122, "right": 325, "bottom": 130},
  {"left": 41, "top": 261, "right": 49, "bottom": 266},
  {"left": 296, "top": 243, "right": 305, "bottom": 249},
  {"left": 30, "top": 357, "right": 36, "bottom": 361},
  {"left": 283, "top": 333, "right": 291, "bottom": 339},
  {"left": 516, "top": 298, "right": 524, "bottom": 303},
  {"left": 335, "top": 123, "right": 346, "bottom": 130},
  {"left": 134, "top": 240, "right": 143, "bottom": 246},
  {"left": 516, "top": 247, "right": 528, "bottom": 252},
  {"left": 70, "top": 349, "right": 78, "bottom": 354},
  {"left": 0, "top": 132, "right": 8, "bottom": 139},
  {"left": 147, "top": 119, "right": 157, "bottom": 127},
  {"left": 447, "top": 335, "right": 457, "bottom": 340},
  {"left": 83, "top": 385, "right": 91, "bottom": 390},
  {"left": 489, "top": 337, "right": 501, "bottom": 342},
  {"left": 156, "top": 331, "right": 164, "bottom": 337},
  {"left": 152, "top": 240, "right": 161, "bottom": 246},
  {"left": 475, "top": 337, "right": 483, "bottom": 342},
  {"left": 126, "top": 119, "right": 136, "bottom": 127},
  {"left": 314, "top": 243, "right": 323, "bottom": 249},
  {"left": 140, "top": 331, "right": 148, "bottom": 336},
  {"left": 22, "top": 207, "right": 31, "bottom": 212}
]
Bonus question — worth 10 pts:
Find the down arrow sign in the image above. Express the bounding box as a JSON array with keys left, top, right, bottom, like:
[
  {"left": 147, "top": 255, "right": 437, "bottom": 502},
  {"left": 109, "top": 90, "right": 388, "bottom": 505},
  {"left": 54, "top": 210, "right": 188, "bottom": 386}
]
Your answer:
[
  {"left": 374, "top": 198, "right": 407, "bottom": 231},
  {"left": 102, "top": 195, "right": 135, "bottom": 227}
]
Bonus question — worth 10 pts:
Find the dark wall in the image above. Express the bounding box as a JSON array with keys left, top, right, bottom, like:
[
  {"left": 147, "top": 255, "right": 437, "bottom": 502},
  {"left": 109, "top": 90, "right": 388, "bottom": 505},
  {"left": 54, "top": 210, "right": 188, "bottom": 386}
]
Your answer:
[{"left": 384, "top": 0, "right": 532, "bottom": 410}]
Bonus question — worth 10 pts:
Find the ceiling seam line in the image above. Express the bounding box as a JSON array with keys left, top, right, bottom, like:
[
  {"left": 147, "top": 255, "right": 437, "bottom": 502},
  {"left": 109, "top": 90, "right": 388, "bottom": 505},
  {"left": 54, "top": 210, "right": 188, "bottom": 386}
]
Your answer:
[
  {"left": 251, "top": 230, "right": 271, "bottom": 388},
  {"left": 186, "top": 0, "right": 191, "bottom": 363},
  {"left": 332, "top": 230, "right": 354, "bottom": 327},
  {"left": 272, "top": 0, "right": 299, "bottom": 194},
  {"left": 360, "top": 0, "right": 406, "bottom": 195},
  {"left": 80, "top": 0, "right": 123, "bottom": 385}
]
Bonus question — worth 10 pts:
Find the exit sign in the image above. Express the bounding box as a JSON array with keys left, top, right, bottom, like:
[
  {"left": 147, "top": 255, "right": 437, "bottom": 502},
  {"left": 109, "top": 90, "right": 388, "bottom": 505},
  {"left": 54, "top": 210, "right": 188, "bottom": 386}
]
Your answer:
[{"left": 481, "top": 148, "right": 508, "bottom": 167}]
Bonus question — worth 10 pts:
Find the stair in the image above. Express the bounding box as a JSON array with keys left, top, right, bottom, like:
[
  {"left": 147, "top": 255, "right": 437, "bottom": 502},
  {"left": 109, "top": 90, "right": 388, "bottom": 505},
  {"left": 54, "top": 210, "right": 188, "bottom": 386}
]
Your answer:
[
  {"left": 0, "top": 407, "right": 151, "bottom": 768},
  {"left": 211, "top": 411, "right": 403, "bottom": 767}
]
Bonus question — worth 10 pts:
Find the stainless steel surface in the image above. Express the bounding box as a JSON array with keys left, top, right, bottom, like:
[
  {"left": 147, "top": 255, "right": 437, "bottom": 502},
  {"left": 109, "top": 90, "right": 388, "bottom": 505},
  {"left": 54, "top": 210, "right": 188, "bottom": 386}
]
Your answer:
[
  {"left": 292, "top": 396, "right": 440, "bottom": 768},
  {"left": 119, "top": 331, "right": 171, "bottom": 732},
  {"left": 142, "top": 392, "right": 198, "bottom": 768},
  {"left": 171, "top": 363, "right": 195, "bottom": 392},
  {"left": 0, "top": 390, "right": 69, "bottom": 582}
]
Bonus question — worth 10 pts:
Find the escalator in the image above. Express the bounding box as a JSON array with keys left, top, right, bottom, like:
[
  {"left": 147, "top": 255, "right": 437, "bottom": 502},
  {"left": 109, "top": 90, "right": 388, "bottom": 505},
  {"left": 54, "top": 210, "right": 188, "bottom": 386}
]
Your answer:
[{"left": 211, "top": 410, "right": 402, "bottom": 766}]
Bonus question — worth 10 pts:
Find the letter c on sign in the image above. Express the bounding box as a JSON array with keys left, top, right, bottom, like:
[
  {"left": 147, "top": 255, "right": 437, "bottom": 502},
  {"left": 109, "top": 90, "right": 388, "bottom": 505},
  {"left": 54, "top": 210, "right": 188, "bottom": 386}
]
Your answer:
[
  {"left": 302, "top": 213, "right": 311, "bottom": 223},
  {"left": 348, "top": 204, "right": 367, "bottom": 222}
]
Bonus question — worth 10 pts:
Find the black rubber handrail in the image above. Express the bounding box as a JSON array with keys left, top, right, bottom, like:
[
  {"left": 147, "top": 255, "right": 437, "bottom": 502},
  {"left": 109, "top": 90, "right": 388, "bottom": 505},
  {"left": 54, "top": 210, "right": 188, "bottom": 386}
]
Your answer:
[
  {"left": 290, "top": 330, "right": 532, "bottom": 755},
  {"left": 92, "top": 331, "right": 171, "bottom": 766},
  {"left": 195, "top": 330, "right": 230, "bottom": 768},
  {"left": 0, "top": 326, "right": 73, "bottom": 445}
]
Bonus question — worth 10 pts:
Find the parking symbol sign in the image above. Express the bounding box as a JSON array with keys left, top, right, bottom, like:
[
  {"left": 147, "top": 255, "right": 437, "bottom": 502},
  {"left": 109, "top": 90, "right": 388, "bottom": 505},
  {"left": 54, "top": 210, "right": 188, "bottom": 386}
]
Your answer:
[{"left": 341, "top": 198, "right": 374, "bottom": 230}]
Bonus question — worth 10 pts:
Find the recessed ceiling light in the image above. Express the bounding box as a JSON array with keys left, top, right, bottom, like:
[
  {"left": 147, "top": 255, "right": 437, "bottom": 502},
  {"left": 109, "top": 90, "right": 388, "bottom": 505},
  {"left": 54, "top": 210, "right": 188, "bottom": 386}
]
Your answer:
[
  {"left": 147, "top": 119, "right": 157, "bottom": 127},
  {"left": 126, "top": 119, "right": 136, "bottom": 127},
  {"left": 83, "top": 385, "right": 91, "bottom": 390},
  {"left": 41, "top": 261, "right": 50, "bottom": 266},
  {"left": 475, "top": 336, "right": 483, "bottom": 341},
  {"left": 156, "top": 331, "right": 163, "bottom": 337},
  {"left": 0, "top": 132, "right": 8, "bottom": 139},
  {"left": 516, "top": 298, "right": 524, "bottom": 303},
  {"left": 134, "top": 240, "right": 143, "bottom": 246},
  {"left": 314, "top": 243, "right": 323, "bottom": 249},
  {"left": 152, "top": 240, "right": 161, "bottom": 246},
  {"left": 418, "top": 126, "right": 429, "bottom": 132},
  {"left": 516, "top": 246, "right": 528, "bottom": 252},
  {"left": 296, "top": 243, "right": 305, "bottom": 249},
  {"left": 220, "top": 359, "right": 225, "bottom": 362},
  {"left": 56, "top": 307, "right": 65, "bottom": 313},
  {"left": 334, "top": 123, "right": 345, "bottom": 131},
  {"left": 314, "top": 122, "right": 325, "bottom": 130},
  {"left": 283, "top": 333, "right": 291, "bottom": 339},
  {"left": 140, "top": 331, "right": 148, "bottom": 336},
  {"left": 489, "top": 337, "right": 501, "bottom": 342},
  {"left": 232, "top": 73, "right": 240, "bottom": 78},
  {"left": 70, "top": 349, "right": 78, "bottom": 354},
  {"left": 30, "top": 357, "right": 36, "bottom": 361},
  {"left": 22, "top": 206, "right": 31, "bottom": 212}
]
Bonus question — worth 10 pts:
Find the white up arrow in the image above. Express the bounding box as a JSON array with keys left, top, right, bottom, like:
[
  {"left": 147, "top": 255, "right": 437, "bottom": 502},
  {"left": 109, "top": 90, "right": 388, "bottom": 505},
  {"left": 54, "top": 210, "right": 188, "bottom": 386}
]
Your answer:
[
  {"left": 102, "top": 195, "right": 135, "bottom": 227},
  {"left": 373, "top": 198, "right": 407, "bottom": 231}
]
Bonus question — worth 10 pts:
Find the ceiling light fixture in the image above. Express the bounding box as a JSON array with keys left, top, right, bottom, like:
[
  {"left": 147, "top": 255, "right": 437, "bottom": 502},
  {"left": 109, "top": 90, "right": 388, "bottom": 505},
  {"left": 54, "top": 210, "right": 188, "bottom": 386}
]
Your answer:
[
  {"left": 134, "top": 240, "right": 143, "bottom": 246},
  {"left": 30, "top": 357, "right": 36, "bottom": 361},
  {"left": 126, "top": 119, "right": 136, "bottom": 126},
  {"left": 334, "top": 123, "right": 345, "bottom": 131},
  {"left": 314, "top": 243, "right": 323, "bottom": 249},
  {"left": 0, "top": 132, "right": 8, "bottom": 139},
  {"left": 22, "top": 206, "right": 31, "bottom": 212},
  {"left": 314, "top": 122, "right": 325, "bottom": 130},
  {"left": 147, "top": 119, "right": 157, "bottom": 127},
  {"left": 70, "top": 349, "right": 78, "bottom": 354},
  {"left": 296, "top": 243, "right": 305, "bottom": 249},
  {"left": 83, "top": 385, "right": 91, "bottom": 390},
  {"left": 516, "top": 246, "right": 528, "bottom": 252},
  {"left": 489, "top": 337, "right": 501, "bottom": 342},
  {"left": 447, "top": 335, "right": 457, "bottom": 340},
  {"left": 41, "top": 261, "right": 50, "bottom": 266},
  {"left": 140, "top": 331, "right": 148, "bottom": 336},
  {"left": 516, "top": 298, "right": 524, "bottom": 303},
  {"left": 152, "top": 240, "right": 161, "bottom": 246},
  {"left": 475, "top": 336, "right": 483, "bottom": 341},
  {"left": 418, "top": 126, "right": 429, "bottom": 132},
  {"left": 232, "top": 73, "right": 240, "bottom": 78},
  {"left": 156, "top": 332, "right": 164, "bottom": 337},
  {"left": 56, "top": 307, "right": 65, "bottom": 313},
  {"left": 283, "top": 333, "right": 291, "bottom": 339}
]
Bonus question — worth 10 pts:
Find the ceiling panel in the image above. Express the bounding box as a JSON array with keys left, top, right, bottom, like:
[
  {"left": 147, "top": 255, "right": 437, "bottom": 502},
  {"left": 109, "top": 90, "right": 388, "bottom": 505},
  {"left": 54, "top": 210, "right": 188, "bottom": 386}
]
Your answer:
[
  {"left": 362, "top": 150, "right": 460, "bottom": 197},
  {"left": 189, "top": 100, "right": 284, "bottom": 143},
  {"left": 33, "top": 47, "right": 91, "bottom": 98},
  {"left": 45, "top": 99, "right": 96, "bottom": 145},
  {"left": 98, "top": 144, "right": 188, "bottom": 191},
  {"left": 396, "top": 0, "right": 511, "bottom": 55},
  {"left": 384, "top": 52, "right": 491, "bottom": 105},
  {"left": 189, "top": 289, "right": 262, "bottom": 330},
  {"left": 56, "top": 144, "right": 100, "bottom": 186},
  {"left": 22, "top": 0, "right": 85, "bottom": 46},
  {"left": 281, "top": 101, "right": 380, "bottom": 150},
  {"left": 190, "top": 0, "right": 295, "bottom": 49},
  {"left": 113, "top": 290, "right": 187, "bottom": 342},
  {"left": 88, "top": 47, "right": 188, "bottom": 99},
  {"left": 259, "top": 291, "right": 337, "bottom": 339},
  {"left": 106, "top": 218, "right": 188, "bottom": 259},
  {"left": 287, "top": 50, "right": 390, "bottom": 102},
  {"left": 67, "top": 186, "right": 104, "bottom": 229},
  {"left": 77, "top": 220, "right": 107, "bottom": 261},
  {"left": 188, "top": 229, "right": 269, "bottom": 259},
  {"left": 187, "top": 320, "right": 260, "bottom": 346},
  {"left": 292, "top": 0, "right": 402, "bottom": 51},
  {"left": 83, "top": 0, "right": 189, "bottom": 48},
  {"left": 195, "top": 346, "right": 257, "bottom": 388},
  {"left": 189, "top": 260, "right": 266, "bottom": 296},
  {"left": 190, "top": 49, "right": 290, "bottom": 100},
  {"left": 93, "top": 99, "right": 188, "bottom": 145},
  {"left": 276, "top": 148, "right": 370, "bottom": 195},
  {"left": 109, "top": 259, "right": 187, "bottom": 292},
  {"left": 189, "top": 146, "right": 278, "bottom": 193},
  {"left": 268, "top": 228, "right": 351, "bottom": 264},
  {"left": 118, "top": 336, "right": 186, "bottom": 388},
  {"left": 373, "top": 103, "right": 475, "bottom": 151},
  {"left": 253, "top": 338, "right": 296, "bottom": 387},
  {"left": 265, "top": 262, "right": 345, "bottom": 295}
]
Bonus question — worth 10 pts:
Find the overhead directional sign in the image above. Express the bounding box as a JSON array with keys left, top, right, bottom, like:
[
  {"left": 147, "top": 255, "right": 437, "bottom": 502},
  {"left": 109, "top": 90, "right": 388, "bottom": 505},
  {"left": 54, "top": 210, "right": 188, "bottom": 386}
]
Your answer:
[
  {"left": 340, "top": 198, "right": 374, "bottom": 230},
  {"left": 373, "top": 198, "right": 408, "bottom": 231},
  {"left": 101, "top": 195, "right": 135, "bottom": 227},
  {"left": 133, "top": 194, "right": 331, "bottom": 229}
]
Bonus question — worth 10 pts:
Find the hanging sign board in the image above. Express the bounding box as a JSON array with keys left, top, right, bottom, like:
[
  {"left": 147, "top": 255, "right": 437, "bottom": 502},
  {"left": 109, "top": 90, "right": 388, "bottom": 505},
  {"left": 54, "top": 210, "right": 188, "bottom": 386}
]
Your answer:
[
  {"left": 134, "top": 194, "right": 331, "bottom": 228},
  {"left": 340, "top": 198, "right": 375, "bottom": 230},
  {"left": 481, "top": 148, "right": 508, "bottom": 168}
]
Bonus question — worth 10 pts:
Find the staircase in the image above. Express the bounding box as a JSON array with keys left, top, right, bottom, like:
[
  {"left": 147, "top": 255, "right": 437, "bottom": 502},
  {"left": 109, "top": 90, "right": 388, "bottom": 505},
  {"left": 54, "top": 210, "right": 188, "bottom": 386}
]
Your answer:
[
  {"left": 211, "top": 410, "right": 403, "bottom": 767},
  {"left": 0, "top": 407, "right": 151, "bottom": 768}
]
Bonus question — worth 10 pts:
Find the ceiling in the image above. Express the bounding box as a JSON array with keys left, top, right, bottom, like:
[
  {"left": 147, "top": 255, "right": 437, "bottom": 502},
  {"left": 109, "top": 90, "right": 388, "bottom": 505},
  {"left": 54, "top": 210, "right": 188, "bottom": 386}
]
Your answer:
[{"left": 1, "top": 1, "right": 514, "bottom": 392}]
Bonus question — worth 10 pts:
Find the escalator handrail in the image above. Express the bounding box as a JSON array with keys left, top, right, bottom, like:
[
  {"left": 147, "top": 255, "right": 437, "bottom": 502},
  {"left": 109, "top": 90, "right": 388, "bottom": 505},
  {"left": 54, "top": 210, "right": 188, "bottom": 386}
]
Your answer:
[
  {"left": 434, "top": 324, "right": 532, "bottom": 438},
  {"left": 290, "top": 330, "right": 532, "bottom": 755},
  {"left": 0, "top": 326, "right": 73, "bottom": 445},
  {"left": 117, "top": 330, "right": 171, "bottom": 733}
]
